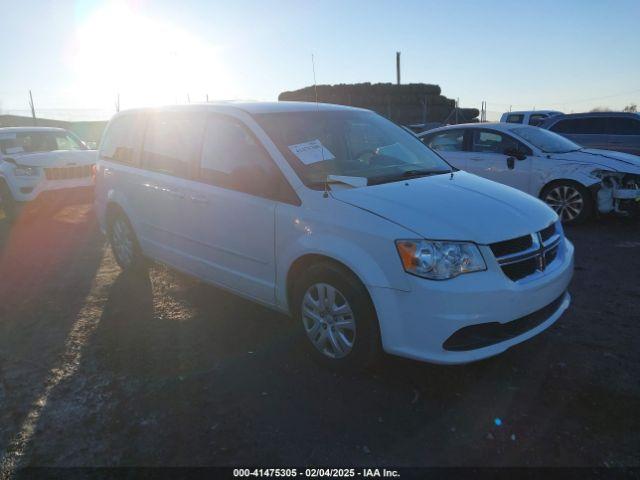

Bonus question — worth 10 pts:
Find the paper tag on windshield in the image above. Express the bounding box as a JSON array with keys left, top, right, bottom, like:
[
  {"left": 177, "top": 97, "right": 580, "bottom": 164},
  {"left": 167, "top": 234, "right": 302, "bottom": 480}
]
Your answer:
[{"left": 288, "top": 139, "right": 335, "bottom": 165}]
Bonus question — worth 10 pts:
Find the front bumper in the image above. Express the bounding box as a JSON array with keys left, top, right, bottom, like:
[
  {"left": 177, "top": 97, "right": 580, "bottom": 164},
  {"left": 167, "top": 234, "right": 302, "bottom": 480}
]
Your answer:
[
  {"left": 9, "top": 176, "right": 94, "bottom": 202},
  {"left": 369, "top": 237, "right": 574, "bottom": 364}
]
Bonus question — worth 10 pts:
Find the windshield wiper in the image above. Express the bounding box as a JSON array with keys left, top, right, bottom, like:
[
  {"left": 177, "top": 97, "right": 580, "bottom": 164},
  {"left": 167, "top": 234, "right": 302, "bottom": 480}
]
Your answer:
[
  {"left": 401, "top": 169, "right": 449, "bottom": 178},
  {"left": 368, "top": 169, "right": 450, "bottom": 185}
]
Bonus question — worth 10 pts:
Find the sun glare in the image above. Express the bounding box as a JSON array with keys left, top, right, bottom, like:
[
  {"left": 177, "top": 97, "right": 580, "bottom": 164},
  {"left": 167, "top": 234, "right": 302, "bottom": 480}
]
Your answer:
[{"left": 72, "top": 1, "right": 240, "bottom": 109}]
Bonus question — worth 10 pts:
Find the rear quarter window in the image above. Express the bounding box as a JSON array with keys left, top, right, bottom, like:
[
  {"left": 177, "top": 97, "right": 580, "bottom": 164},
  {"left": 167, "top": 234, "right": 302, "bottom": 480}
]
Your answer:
[
  {"left": 100, "top": 114, "right": 146, "bottom": 164},
  {"left": 609, "top": 117, "right": 640, "bottom": 135}
]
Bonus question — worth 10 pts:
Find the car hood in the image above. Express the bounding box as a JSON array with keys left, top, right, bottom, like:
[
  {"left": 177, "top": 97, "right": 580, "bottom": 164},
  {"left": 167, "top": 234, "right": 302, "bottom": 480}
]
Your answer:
[
  {"left": 5, "top": 150, "right": 97, "bottom": 167},
  {"left": 331, "top": 171, "right": 557, "bottom": 244},
  {"left": 549, "top": 148, "right": 640, "bottom": 174}
]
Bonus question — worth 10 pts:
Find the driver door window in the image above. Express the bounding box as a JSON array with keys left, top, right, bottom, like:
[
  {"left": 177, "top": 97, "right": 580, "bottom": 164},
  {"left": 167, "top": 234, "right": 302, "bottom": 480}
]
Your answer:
[
  {"left": 471, "top": 130, "right": 520, "bottom": 154},
  {"left": 199, "top": 115, "right": 293, "bottom": 202}
]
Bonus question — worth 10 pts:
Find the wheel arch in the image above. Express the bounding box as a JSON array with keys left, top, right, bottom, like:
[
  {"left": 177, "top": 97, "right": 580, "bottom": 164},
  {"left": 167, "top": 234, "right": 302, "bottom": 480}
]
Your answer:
[
  {"left": 105, "top": 200, "right": 127, "bottom": 228},
  {"left": 538, "top": 177, "right": 598, "bottom": 202},
  {"left": 285, "top": 254, "right": 372, "bottom": 316}
]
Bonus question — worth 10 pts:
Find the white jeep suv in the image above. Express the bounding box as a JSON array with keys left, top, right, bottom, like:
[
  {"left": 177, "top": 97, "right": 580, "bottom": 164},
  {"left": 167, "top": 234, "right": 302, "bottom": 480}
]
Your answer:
[
  {"left": 0, "top": 127, "right": 96, "bottom": 221},
  {"left": 94, "top": 103, "right": 574, "bottom": 369}
]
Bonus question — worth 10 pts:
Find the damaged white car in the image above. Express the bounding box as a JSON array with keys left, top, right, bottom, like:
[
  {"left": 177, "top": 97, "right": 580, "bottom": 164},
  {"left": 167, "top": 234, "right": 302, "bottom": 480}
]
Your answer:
[
  {"left": 419, "top": 123, "right": 640, "bottom": 223},
  {"left": 0, "top": 127, "right": 96, "bottom": 221}
]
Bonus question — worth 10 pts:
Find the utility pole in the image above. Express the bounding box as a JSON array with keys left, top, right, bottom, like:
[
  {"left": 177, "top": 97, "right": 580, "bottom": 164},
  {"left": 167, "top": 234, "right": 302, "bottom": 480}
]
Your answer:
[
  {"left": 187, "top": 94, "right": 191, "bottom": 104},
  {"left": 455, "top": 98, "right": 459, "bottom": 124},
  {"left": 206, "top": 93, "right": 209, "bottom": 103},
  {"left": 28, "top": 90, "right": 37, "bottom": 125},
  {"left": 115, "top": 93, "right": 120, "bottom": 113},
  {"left": 396, "top": 51, "right": 401, "bottom": 86}
]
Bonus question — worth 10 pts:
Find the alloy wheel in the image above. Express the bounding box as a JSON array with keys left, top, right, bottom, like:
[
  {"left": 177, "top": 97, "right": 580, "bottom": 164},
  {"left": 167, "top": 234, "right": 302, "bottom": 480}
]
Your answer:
[
  {"left": 301, "top": 283, "right": 356, "bottom": 359},
  {"left": 544, "top": 185, "right": 584, "bottom": 222},
  {"left": 111, "top": 217, "right": 135, "bottom": 267}
]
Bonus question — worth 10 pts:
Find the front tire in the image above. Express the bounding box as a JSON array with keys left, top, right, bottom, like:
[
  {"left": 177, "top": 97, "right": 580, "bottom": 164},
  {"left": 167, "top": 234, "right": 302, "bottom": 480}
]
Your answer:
[
  {"left": 293, "top": 261, "right": 381, "bottom": 370},
  {"left": 541, "top": 181, "right": 593, "bottom": 224},
  {"left": 108, "top": 212, "right": 144, "bottom": 271}
]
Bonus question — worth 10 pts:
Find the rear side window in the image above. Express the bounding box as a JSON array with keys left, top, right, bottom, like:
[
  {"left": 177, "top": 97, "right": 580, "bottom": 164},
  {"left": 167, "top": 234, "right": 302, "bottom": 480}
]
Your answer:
[
  {"left": 551, "top": 117, "right": 608, "bottom": 134},
  {"left": 141, "top": 112, "right": 205, "bottom": 177},
  {"left": 424, "top": 130, "right": 465, "bottom": 152},
  {"left": 609, "top": 117, "right": 640, "bottom": 135},
  {"left": 100, "top": 114, "right": 145, "bottom": 164},
  {"left": 506, "top": 114, "right": 524, "bottom": 124}
]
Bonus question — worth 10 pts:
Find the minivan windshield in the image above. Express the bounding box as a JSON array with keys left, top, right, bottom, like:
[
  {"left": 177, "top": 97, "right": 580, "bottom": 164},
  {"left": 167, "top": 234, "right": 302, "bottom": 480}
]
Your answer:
[
  {"left": 254, "top": 110, "right": 452, "bottom": 187},
  {"left": 510, "top": 125, "right": 581, "bottom": 154}
]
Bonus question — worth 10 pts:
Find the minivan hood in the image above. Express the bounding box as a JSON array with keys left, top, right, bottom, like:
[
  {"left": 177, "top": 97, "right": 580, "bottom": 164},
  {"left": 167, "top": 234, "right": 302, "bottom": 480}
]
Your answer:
[
  {"left": 5, "top": 150, "right": 97, "bottom": 168},
  {"left": 550, "top": 148, "right": 640, "bottom": 174},
  {"left": 331, "top": 171, "right": 557, "bottom": 244}
]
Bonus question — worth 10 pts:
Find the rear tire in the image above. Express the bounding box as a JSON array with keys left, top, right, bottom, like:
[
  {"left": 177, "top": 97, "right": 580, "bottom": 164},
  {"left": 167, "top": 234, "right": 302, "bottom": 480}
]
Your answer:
[
  {"left": 108, "top": 211, "right": 144, "bottom": 271},
  {"left": 0, "top": 180, "right": 16, "bottom": 223},
  {"left": 293, "top": 261, "right": 381, "bottom": 371},
  {"left": 541, "top": 181, "right": 593, "bottom": 224}
]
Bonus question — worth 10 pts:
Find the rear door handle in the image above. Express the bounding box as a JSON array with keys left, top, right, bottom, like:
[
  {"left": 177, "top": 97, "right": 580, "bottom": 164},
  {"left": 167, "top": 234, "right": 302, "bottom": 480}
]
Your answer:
[
  {"left": 103, "top": 167, "right": 113, "bottom": 176},
  {"left": 190, "top": 194, "right": 209, "bottom": 204}
]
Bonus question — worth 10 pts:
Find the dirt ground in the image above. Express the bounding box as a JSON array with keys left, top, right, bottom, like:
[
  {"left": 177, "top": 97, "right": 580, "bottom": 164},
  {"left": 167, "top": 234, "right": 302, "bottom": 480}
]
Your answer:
[{"left": 0, "top": 197, "right": 639, "bottom": 471}]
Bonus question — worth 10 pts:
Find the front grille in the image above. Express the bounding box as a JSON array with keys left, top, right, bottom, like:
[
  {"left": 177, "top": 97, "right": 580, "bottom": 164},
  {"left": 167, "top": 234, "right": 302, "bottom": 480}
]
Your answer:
[
  {"left": 501, "top": 257, "right": 537, "bottom": 282},
  {"left": 540, "top": 223, "right": 556, "bottom": 242},
  {"left": 443, "top": 292, "right": 567, "bottom": 351},
  {"left": 490, "top": 235, "right": 532, "bottom": 258},
  {"left": 490, "top": 222, "right": 562, "bottom": 282},
  {"left": 44, "top": 165, "right": 93, "bottom": 180}
]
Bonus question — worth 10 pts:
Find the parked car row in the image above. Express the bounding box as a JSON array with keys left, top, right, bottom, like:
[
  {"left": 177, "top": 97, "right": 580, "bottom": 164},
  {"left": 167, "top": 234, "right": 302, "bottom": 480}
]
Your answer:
[
  {"left": 419, "top": 122, "right": 640, "bottom": 223},
  {"left": 1, "top": 102, "right": 637, "bottom": 371}
]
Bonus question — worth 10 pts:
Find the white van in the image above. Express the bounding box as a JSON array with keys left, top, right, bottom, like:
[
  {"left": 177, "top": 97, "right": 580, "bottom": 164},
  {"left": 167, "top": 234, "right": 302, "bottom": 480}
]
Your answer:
[{"left": 95, "top": 103, "right": 574, "bottom": 369}]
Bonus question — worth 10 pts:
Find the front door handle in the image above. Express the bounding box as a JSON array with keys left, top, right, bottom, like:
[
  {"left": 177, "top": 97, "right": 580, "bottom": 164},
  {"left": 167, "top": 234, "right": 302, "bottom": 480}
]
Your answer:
[
  {"left": 166, "top": 189, "right": 185, "bottom": 199},
  {"left": 103, "top": 167, "right": 113, "bottom": 176}
]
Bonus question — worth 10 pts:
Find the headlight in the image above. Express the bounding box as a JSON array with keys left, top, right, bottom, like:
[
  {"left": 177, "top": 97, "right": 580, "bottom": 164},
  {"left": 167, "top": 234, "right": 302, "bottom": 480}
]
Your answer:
[
  {"left": 395, "top": 239, "right": 486, "bottom": 280},
  {"left": 13, "top": 165, "right": 39, "bottom": 177}
]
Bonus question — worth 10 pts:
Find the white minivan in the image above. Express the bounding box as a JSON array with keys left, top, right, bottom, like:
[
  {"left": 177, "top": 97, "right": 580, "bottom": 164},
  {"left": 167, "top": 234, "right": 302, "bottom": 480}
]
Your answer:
[{"left": 95, "top": 103, "right": 574, "bottom": 369}]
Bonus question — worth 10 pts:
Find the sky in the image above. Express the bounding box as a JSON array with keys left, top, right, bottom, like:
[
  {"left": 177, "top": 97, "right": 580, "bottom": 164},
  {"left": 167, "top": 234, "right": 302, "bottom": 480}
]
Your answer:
[{"left": 0, "top": 0, "right": 639, "bottom": 121}]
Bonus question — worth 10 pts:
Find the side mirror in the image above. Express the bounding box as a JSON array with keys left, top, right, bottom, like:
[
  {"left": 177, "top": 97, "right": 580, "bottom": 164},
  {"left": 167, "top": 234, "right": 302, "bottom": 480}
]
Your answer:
[{"left": 504, "top": 147, "right": 526, "bottom": 161}]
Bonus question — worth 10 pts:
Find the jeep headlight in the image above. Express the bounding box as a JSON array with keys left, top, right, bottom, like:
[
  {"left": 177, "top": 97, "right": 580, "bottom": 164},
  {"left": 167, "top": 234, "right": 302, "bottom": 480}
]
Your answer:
[
  {"left": 13, "top": 165, "right": 39, "bottom": 177},
  {"left": 396, "top": 240, "right": 486, "bottom": 280}
]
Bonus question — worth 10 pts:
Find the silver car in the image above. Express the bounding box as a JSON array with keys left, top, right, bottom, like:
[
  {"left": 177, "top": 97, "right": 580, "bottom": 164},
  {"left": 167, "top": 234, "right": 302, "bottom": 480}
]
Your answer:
[{"left": 539, "top": 112, "right": 640, "bottom": 156}]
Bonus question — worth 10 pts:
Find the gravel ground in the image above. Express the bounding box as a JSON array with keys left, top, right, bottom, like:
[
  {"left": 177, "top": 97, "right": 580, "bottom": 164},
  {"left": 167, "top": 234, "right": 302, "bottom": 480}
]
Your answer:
[{"left": 0, "top": 198, "right": 638, "bottom": 471}]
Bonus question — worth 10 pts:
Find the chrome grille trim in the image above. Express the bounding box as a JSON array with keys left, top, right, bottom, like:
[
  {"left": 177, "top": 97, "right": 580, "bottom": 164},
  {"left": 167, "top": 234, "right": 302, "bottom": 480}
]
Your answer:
[
  {"left": 44, "top": 164, "right": 93, "bottom": 180},
  {"left": 490, "top": 222, "right": 562, "bottom": 282}
]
